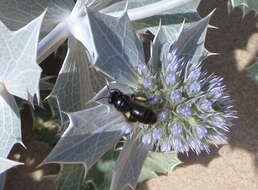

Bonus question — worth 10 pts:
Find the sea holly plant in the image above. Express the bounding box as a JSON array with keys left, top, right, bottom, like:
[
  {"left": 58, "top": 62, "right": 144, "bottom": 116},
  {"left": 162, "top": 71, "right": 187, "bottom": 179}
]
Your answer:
[
  {"left": 0, "top": 0, "right": 201, "bottom": 126},
  {"left": 42, "top": 7, "right": 236, "bottom": 190},
  {"left": 0, "top": 11, "right": 45, "bottom": 188},
  {"left": 102, "top": 0, "right": 201, "bottom": 41},
  {"left": 0, "top": 0, "right": 202, "bottom": 187}
]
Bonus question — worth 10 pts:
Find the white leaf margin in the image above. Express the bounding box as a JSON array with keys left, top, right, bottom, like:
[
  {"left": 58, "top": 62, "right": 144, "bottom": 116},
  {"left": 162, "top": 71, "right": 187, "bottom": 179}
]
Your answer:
[{"left": 0, "top": 157, "right": 23, "bottom": 174}]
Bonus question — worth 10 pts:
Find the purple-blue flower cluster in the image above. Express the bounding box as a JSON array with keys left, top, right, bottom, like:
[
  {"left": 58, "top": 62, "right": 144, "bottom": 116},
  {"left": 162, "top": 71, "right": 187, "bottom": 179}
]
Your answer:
[{"left": 136, "top": 50, "right": 236, "bottom": 154}]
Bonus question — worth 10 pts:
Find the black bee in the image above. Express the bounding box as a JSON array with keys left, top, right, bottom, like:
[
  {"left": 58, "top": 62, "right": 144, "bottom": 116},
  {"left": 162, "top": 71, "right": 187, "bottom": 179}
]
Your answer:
[{"left": 107, "top": 88, "right": 157, "bottom": 124}]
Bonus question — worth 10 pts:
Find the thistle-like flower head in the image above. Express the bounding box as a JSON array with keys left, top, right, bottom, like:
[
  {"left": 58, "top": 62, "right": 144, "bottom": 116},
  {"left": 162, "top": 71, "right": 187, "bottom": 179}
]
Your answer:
[{"left": 133, "top": 50, "right": 236, "bottom": 154}]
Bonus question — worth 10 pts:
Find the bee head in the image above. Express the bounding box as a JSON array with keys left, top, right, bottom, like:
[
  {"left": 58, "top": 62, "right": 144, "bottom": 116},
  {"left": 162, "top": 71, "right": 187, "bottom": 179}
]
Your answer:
[{"left": 108, "top": 89, "right": 123, "bottom": 104}]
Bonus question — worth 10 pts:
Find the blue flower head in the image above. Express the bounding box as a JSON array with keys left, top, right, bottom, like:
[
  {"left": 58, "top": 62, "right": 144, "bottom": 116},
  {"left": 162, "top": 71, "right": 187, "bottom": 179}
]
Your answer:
[{"left": 131, "top": 50, "right": 236, "bottom": 154}]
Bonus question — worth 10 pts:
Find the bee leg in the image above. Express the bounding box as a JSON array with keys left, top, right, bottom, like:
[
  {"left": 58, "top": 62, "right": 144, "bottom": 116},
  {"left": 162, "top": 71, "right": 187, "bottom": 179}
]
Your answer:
[
  {"left": 130, "top": 94, "right": 148, "bottom": 102},
  {"left": 123, "top": 112, "right": 137, "bottom": 122}
]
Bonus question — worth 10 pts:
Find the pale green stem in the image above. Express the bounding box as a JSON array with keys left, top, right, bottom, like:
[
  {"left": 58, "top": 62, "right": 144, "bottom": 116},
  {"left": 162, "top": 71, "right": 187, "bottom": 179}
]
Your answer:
[
  {"left": 109, "top": 0, "right": 194, "bottom": 21},
  {"left": 37, "top": 21, "right": 70, "bottom": 64},
  {"left": 0, "top": 82, "right": 5, "bottom": 95},
  {"left": 37, "top": 0, "right": 193, "bottom": 63}
]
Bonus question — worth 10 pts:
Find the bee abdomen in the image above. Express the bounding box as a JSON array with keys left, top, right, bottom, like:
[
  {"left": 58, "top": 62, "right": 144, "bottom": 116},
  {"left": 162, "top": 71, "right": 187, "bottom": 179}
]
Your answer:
[{"left": 131, "top": 107, "right": 157, "bottom": 124}]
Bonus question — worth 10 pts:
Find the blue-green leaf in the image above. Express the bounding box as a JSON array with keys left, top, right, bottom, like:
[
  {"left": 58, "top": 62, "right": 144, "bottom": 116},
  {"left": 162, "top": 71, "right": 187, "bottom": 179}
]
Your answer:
[
  {"left": 136, "top": 1, "right": 201, "bottom": 41},
  {"left": 0, "top": 12, "right": 44, "bottom": 189},
  {"left": 85, "top": 151, "right": 119, "bottom": 190},
  {"left": 48, "top": 36, "right": 105, "bottom": 124},
  {"left": 102, "top": 0, "right": 171, "bottom": 13},
  {"left": 169, "top": 11, "right": 213, "bottom": 64},
  {"left": 0, "top": 13, "right": 44, "bottom": 103},
  {"left": 0, "top": 85, "right": 21, "bottom": 158},
  {"left": 55, "top": 164, "right": 86, "bottom": 190},
  {"left": 0, "top": 0, "right": 74, "bottom": 33},
  {"left": 103, "top": 0, "right": 201, "bottom": 42},
  {"left": 110, "top": 135, "right": 149, "bottom": 190},
  {"left": 0, "top": 11, "right": 45, "bottom": 148},
  {"left": 43, "top": 105, "right": 130, "bottom": 173},
  {"left": 0, "top": 157, "right": 23, "bottom": 174},
  {"left": 82, "top": 0, "right": 121, "bottom": 11},
  {"left": 139, "top": 152, "right": 181, "bottom": 182},
  {"left": 87, "top": 8, "right": 145, "bottom": 88},
  {"left": 148, "top": 24, "right": 168, "bottom": 74}
]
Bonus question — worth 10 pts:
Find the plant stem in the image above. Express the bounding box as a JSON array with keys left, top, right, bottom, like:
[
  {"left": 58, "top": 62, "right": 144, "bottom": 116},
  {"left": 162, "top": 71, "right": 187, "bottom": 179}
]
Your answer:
[
  {"left": 37, "top": 0, "right": 194, "bottom": 63},
  {"left": 37, "top": 21, "right": 70, "bottom": 64},
  {"left": 109, "top": 0, "right": 194, "bottom": 21}
]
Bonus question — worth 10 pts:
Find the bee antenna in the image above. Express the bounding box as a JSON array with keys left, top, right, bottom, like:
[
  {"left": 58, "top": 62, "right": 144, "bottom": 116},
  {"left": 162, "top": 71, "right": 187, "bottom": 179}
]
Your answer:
[
  {"left": 105, "top": 78, "right": 111, "bottom": 93},
  {"left": 95, "top": 96, "right": 109, "bottom": 102}
]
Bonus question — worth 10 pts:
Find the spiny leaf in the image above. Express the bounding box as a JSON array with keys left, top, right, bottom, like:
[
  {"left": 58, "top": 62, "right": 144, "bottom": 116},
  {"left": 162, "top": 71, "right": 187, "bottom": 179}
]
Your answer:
[
  {"left": 43, "top": 105, "right": 131, "bottom": 173},
  {"left": 101, "top": 0, "right": 169, "bottom": 13},
  {"left": 48, "top": 36, "right": 105, "bottom": 124},
  {"left": 68, "top": 0, "right": 94, "bottom": 57},
  {"left": 170, "top": 11, "right": 214, "bottom": 64},
  {"left": 0, "top": 12, "right": 45, "bottom": 103},
  {"left": 87, "top": 8, "right": 145, "bottom": 88},
  {"left": 48, "top": 5, "right": 145, "bottom": 125},
  {"left": 86, "top": 151, "right": 119, "bottom": 190},
  {"left": 0, "top": 157, "right": 28, "bottom": 190},
  {"left": 0, "top": 157, "right": 23, "bottom": 174},
  {"left": 0, "top": 12, "right": 44, "bottom": 189},
  {"left": 81, "top": 0, "right": 121, "bottom": 11},
  {"left": 148, "top": 24, "right": 168, "bottom": 74},
  {"left": 0, "top": 0, "right": 74, "bottom": 35},
  {"left": 138, "top": 0, "right": 200, "bottom": 32},
  {"left": 85, "top": 150, "right": 181, "bottom": 189},
  {"left": 0, "top": 85, "right": 21, "bottom": 158},
  {"left": 55, "top": 164, "right": 86, "bottom": 190},
  {"left": 110, "top": 135, "right": 149, "bottom": 190},
  {"left": 228, "top": 0, "right": 258, "bottom": 15},
  {"left": 138, "top": 152, "right": 181, "bottom": 182},
  {"left": 103, "top": 0, "right": 201, "bottom": 42},
  {"left": 0, "top": 11, "right": 45, "bottom": 151}
]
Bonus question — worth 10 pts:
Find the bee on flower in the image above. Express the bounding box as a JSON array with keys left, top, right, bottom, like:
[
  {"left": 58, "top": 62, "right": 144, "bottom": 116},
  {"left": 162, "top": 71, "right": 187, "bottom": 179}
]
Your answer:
[
  {"left": 133, "top": 49, "right": 236, "bottom": 154},
  {"left": 44, "top": 10, "right": 236, "bottom": 190}
]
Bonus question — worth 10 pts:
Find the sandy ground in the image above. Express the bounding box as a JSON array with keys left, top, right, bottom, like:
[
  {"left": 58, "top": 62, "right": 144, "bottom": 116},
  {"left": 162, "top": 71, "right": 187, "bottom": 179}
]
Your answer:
[
  {"left": 3, "top": 0, "right": 258, "bottom": 190},
  {"left": 138, "top": 0, "right": 258, "bottom": 190}
]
